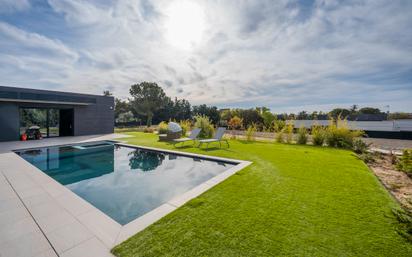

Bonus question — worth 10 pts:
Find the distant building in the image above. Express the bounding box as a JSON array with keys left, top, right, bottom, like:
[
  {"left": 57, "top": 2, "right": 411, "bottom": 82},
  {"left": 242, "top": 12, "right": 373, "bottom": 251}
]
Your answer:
[{"left": 348, "top": 114, "right": 388, "bottom": 121}]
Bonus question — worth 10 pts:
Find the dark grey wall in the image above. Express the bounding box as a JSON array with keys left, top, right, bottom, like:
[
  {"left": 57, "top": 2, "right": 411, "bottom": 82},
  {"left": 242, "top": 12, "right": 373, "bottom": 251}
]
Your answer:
[
  {"left": 0, "top": 86, "right": 114, "bottom": 142},
  {"left": 73, "top": 96, "right": 114, "bottom": 136},
  {"left": 0, "top": 102, "right": 20, "bottom": 142}
]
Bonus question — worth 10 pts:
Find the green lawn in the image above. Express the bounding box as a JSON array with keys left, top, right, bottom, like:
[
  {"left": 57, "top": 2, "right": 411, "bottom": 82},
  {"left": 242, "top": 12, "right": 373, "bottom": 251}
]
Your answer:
[{"left": 112, "top": 132, "right": 412, "bottom": 256}]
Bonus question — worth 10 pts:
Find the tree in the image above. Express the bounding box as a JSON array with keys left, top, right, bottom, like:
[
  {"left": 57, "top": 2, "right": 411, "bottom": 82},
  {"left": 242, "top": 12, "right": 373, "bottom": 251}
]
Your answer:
[
  {"left": 358, "top": 107, "right": 382, "bottom": 114},
  {"left": 129, "top": 82, "right": 169, "bottom": 127},
  {"left": 116, "top": 111, "right": 135, "bottom": 123},
  {"left": 297, "top": 111, "right": 309, "bottom": 120},
  {"left": 309, "top": 111, "right": 318, "bottom": 120},
  {"left": 259, "top": 110, "right": 276, "bottom": 130},
  {"left": 329, "top": 108, "right": 350, "bottom": 119},
  {"left": 238, "top": 108, "right": 263, "bottom": 128},
  {"left": 103, "top": 90, "right": 112, "bottom": 96},
  {"left": 388, "top": 112, "right": 412, "bottom": 120},
  {"left": 220, "top": 109, "right": 232, "bottom": 122},
  {"left": 192, "top": 104, "right": 220, "bottom": 125},
  {"left": 114, "top": 98, "right": 131, "bottom": 120},
  {"left": 171, "top": 98, "right": 191, "bottom": 121},
  {"left": 350, "top": 104, "right": 358, "bottom": 114}
]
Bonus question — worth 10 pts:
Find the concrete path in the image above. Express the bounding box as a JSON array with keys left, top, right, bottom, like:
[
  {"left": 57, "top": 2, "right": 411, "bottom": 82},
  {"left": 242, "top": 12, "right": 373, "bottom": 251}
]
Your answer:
[{"left": 0, "top": 134, "right": 128, "bottom": 257}]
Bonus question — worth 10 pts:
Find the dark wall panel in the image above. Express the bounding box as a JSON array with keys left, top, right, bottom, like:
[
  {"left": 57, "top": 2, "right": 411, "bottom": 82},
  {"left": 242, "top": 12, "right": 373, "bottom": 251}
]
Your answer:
[
  {"left": 73, "top": 96, "right": 114, "bottom": 136},
  {"left": 0, "top": 103, "right": 20, "bottom": 141}
]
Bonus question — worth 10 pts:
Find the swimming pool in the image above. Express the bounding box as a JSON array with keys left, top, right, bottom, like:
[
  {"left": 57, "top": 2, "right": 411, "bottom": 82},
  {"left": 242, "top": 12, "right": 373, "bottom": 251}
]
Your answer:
[{"left": 15, "top": 141, "right": 235, "bottom": 225}]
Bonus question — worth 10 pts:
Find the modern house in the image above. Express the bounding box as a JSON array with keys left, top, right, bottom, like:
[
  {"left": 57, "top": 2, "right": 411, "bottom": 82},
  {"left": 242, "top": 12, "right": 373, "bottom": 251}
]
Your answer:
[{"left": 0, "top": 86, "right": 114, "bottom": 142}]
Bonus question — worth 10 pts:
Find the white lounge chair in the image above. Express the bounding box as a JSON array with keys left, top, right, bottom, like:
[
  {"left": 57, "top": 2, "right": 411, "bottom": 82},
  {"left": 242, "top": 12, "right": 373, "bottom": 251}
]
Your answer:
[
  {"left": 198, "top": 127, "right": 229, "bottom": 149},
  {"left": 173, "top": 128, "right": 201, "bottom": 146}
]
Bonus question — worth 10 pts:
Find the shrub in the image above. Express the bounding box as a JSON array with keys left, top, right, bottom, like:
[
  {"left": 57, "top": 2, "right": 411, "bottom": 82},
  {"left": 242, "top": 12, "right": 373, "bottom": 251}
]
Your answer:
[
  {"left": 158, "top": 121, "right": 168, "bottom": 134},
  {"left": 194, "top": 115, "right": 214, "bottom": 139},
  {"left": 228, "top": 116, "right": 243, "bottom": 130},
  {"left": 297, "top": 126, "right": 308, "bottom": 145},
  {"left": 179, "top": 120, "right": 191, "bottom": 136},
  {"left": 311, "top": 125, "right": 326, "bottom": 146},
  {"left": 143, "top": 127, "right": 155, "bottom": 133},
  {"left": 246, "top": 123, "right": 257, "bottom": 142},
  {"left": 392, "top": 208, "right": 412, "bottom": 242},
  {"left": 352, "top": 139, "right": 370, "bottom": 154},
  {"left": 285, "top": 122, "right": 294, "bottom": 144},
  {"left": 273, "top": 119, "right": 286, "bottom": 132},
  {"left": 396, "top": 149, "right": 412, "bottom": 174},
  {"left": 325, "top": 118, "right": 363, "bottom": 148},
  {"left": 357, "top": 152, "right": 376, "bottom": 163},
  {"left": 275, "top": 130, "right": 284, "bottom": 143}
]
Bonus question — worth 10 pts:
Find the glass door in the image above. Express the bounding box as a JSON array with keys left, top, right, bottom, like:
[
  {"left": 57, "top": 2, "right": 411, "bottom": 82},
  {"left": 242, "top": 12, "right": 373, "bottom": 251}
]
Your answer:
[{"left": 20, "top": 108, "right": 60, "bottom": 138}]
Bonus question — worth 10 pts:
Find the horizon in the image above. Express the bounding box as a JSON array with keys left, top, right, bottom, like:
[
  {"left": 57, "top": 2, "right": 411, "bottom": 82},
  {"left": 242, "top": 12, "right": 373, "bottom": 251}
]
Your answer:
[{"left": 1, "top": 0, "right": 411, "bottom": 113}]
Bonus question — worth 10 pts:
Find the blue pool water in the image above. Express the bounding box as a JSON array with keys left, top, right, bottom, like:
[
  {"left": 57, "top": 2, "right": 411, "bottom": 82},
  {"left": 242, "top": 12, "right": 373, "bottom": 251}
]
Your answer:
[{"left": 16, "top": 142, "right": 234, "bottom": 225}]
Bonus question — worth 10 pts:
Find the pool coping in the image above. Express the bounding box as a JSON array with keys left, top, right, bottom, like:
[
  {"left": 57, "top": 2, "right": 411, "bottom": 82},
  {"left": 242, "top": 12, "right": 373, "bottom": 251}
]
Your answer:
[{"left": 1, "top": 138, "right": 252, "bottom": 255}]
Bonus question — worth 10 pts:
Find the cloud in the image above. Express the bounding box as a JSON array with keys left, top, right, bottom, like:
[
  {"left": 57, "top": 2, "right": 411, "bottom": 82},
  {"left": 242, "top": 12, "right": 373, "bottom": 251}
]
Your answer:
[
  {"left": 0, "top": 0, "right": 411, "bottom": 112},
  {"left": 0, "top": 0, "right": 30, "bottom": 13}
]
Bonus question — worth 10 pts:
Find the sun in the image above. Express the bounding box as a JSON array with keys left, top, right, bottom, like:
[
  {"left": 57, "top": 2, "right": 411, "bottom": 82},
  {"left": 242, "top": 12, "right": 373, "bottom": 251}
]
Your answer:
[{"left": 164, "top": 1, "right": 205, "bottom": 50}]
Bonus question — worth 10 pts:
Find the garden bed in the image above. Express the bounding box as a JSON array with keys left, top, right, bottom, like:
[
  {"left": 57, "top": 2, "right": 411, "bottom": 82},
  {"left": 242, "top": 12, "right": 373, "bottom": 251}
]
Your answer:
[{"left": 369, "top": 154, "right": 412, "bottom": 212}]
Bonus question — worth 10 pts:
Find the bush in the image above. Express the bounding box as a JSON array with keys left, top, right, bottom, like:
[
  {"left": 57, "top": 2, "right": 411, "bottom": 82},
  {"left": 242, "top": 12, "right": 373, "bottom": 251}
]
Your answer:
[
  {"left": 194, "top": 115, "right": 214, "bottom": 139},
  {"left": 311, "top": 125, "right": 326, "bottom": 146},
  {"left": 228, "top": 116, "right": 243, "bottom": 130},
  {"left": 357, "top": 152, "right": 376, "bottom": 163},
  {"left": 273, "top": 119, "right": 286, "bottom": 132},
  {"left": 297, "top": 126, "right": 308, "bottom": 145},
  {"left": 275, "top": 130, "right": 284, "bottom": 143},
  {"left": 352, "top": 139, "right": 370, "bottom": 154},
  {"left": 179, "top": 120, "right": 191, "bottom": 136},
  {"left": 246, "top": 123, "right": 257, "bottom": 142},
  {"left": 285, "top": 122, "right": 294, "bottom": 144},
  {"left": 392, "top": 208, "right": 412, "bottom": 242},
  {"left": 143, "top": 127, "right": 155, "bottom": 133},
  {"left": 396, "top": 149, "right": 412, "bottom": 174},
  {"left": 158, "top": 121, "right": 168, "bottom": 134},
  {"left": 325, "top": 118, "right": 363, "bottom": 148}
]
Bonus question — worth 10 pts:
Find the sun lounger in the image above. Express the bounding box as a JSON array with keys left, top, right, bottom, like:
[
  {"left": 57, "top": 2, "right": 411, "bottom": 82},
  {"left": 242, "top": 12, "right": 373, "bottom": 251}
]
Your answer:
[
  {"left": 198, "top": 127, "right": 229, "bottom": 149},
  {"left": 173, "top": 128, "right": 201, "bottom": 146}
]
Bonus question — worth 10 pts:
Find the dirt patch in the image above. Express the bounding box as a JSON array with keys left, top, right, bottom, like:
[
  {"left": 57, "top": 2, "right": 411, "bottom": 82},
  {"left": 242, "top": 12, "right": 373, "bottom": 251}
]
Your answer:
[{"left": 369, "top": 154, "right": 412, "bottom": 211}]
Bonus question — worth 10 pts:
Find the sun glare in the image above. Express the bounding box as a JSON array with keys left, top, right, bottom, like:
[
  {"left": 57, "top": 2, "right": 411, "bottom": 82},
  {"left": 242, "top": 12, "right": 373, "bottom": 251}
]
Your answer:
[{"left": 164, "top": 1, "right": 205, "bottom": 50}]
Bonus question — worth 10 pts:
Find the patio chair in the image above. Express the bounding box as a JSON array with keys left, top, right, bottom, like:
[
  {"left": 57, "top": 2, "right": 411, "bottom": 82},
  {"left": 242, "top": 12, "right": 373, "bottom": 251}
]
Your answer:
[
  {"left": 198, "top": 127, "right": 229, "bottom": 149},
  {"left": 173, "top": 128, "right": 201, "bottom": 146}
]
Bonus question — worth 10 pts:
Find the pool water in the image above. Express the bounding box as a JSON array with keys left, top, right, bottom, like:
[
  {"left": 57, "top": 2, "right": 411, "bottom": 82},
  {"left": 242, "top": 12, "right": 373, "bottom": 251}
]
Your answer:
[{"left": 16, "top": 142, "right": 234, "bottom": 225}]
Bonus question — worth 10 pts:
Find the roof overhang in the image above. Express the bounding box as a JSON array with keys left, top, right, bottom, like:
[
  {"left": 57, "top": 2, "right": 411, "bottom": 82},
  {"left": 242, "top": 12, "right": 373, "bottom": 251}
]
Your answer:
[{"left": 0, "top": 98, "right": 92, "bottom": 106}]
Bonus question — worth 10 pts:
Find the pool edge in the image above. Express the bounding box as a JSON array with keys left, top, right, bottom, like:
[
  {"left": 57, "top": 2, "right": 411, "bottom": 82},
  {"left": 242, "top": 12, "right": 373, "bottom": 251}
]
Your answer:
[{"left": 3, "top": 139, "right": 252, "bottom": 251}]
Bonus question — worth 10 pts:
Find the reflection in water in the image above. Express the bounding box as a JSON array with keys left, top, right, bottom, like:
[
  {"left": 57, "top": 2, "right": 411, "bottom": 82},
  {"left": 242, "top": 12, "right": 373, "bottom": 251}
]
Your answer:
[
  {"left": 16, "top": 142, "right": 235, "bottom": 225},
  {"left": 128, "top": 149, "right": 165, "bottom": 172},
  {"left": 17, "top": 145, "right": 115, "bottom": 185}
]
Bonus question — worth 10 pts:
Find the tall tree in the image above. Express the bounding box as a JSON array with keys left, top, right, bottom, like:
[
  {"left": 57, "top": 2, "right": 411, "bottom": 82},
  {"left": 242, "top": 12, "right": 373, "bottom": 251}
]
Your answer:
[
  {"left": 129, "top": 82, "right": 169, "bottom": 126},
  {"left": 358, "top": 107, "right": 382, "bottom": 114},
  {"left": 349, "top": 104, "right": 358, "bottom": 114},
  {"left": 297, "top": 111, "right": 309, "bottom": 120},
  {"left": 192, "top": 104, "right": 220, "bottom": 125},
  {"left": 329, "top": 108, "right": 350, "bottom": 119},
  {"left": 114, "top": 98, "right": 130, "bottom": 120}
]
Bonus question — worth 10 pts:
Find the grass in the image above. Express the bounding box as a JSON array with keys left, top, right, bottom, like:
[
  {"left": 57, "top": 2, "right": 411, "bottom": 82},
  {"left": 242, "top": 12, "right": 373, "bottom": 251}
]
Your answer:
[{"left": 112, "top": 132, "right": 412, "bottom": 256}]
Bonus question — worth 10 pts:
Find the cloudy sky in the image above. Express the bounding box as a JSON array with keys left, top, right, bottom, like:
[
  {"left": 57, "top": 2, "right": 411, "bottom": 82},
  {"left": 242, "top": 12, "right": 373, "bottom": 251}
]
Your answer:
[{"left": 0, "top": 0, "right": 411, "bottom": 113}]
